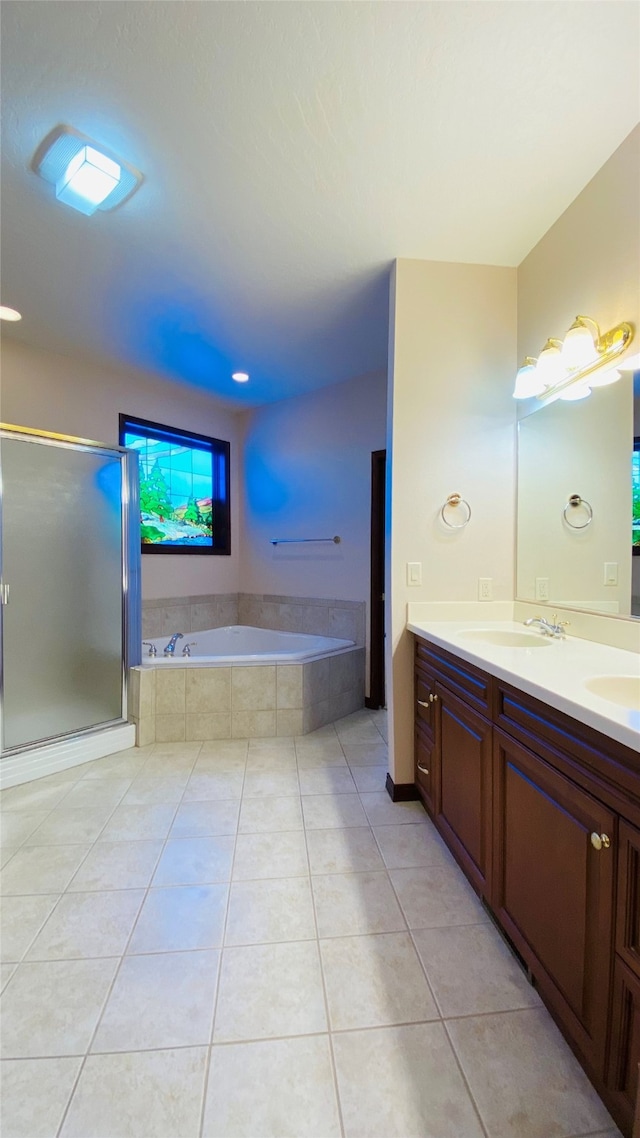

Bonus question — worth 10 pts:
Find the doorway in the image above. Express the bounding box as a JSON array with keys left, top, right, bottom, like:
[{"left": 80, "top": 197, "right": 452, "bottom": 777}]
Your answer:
[{"left": 367, "top": 449, "right": 386, "bottom": 709}]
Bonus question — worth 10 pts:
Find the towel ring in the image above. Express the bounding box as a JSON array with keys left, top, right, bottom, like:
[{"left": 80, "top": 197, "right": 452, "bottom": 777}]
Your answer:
[
  {"left": 563, "top": 494, "right": 593, "bottom": 530},
  {"left": 440, "top": 493, "right": 471, "bottom": 529}
]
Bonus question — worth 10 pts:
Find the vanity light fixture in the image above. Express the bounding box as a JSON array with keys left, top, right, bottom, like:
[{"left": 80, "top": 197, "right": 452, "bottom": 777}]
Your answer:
[
  {"left": 512, "top": 315, "right": 634, "bottom": 401},
  {"left": 232, "top": 372, "right": 249, "bottom": 383},
  {"left": 32, "top": 125, "right": 142, "bottom": 216},
  {"left": 0, "top": 306, "right": 22, "bottom": 321}
]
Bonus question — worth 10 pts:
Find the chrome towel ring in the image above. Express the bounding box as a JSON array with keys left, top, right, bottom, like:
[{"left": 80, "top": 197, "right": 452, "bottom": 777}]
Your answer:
[
  {"left": 440, "top": 493, "right": 471, "bottom": 529},
  {"left": 563, "top": 494, "right": 593, "bottom": 530}
]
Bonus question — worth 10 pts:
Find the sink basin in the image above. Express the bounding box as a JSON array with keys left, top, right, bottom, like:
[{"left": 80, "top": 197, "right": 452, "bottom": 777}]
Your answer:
[
  {"left": 584, "top": 675, "right": 640, "bottom": 711},
  {"left": 458, "top": 630, "right": 552, "bottom": 649}
]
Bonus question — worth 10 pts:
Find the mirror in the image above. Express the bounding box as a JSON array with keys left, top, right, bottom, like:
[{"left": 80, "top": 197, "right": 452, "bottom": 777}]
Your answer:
[{"left": 516, "top": 371, "right": 639, "bottom": 619}]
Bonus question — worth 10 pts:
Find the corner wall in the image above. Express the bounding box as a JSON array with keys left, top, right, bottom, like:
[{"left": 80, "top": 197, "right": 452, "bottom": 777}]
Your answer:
[
  {"left": 386, "top": 259, "right": 517, "bottom": 784},
  {"left": 0, "top": 339, "right": 242, "bottom": 600}
]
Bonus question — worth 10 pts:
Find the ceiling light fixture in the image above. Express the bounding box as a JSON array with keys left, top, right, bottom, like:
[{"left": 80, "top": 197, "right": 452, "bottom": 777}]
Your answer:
[
  {"left": 512, "top": 315, "right": 634, "bottom": 402},
  {"left": 32, "top": 125, "right": 142, "bottom": 216},
  {"left": 232, "top": 372, "right": 249, "bottom": 383},
  {"left": 0, "top": 306, "right": 22, "bottom": 322}
]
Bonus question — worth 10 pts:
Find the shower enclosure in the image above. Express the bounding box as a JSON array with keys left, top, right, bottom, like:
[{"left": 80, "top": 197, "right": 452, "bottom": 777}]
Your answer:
[{"left": 0, "top": 424, "right": 141, "bottom": 785}]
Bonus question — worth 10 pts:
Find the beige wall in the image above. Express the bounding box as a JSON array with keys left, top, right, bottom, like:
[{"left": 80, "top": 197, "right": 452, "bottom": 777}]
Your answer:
[
  {"left": 0, "top": 339, "right": 242, "bottom": 600},
  {"left": 239, "top": 368, "right": 387, "bottom": 616},
  {"left": 386, "top": 259, "right": 517, "bottom": 783}
]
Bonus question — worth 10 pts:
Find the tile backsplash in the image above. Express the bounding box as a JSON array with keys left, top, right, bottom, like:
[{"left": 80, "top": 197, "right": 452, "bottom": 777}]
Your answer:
[{"left": 142, "top": 593, "right": 365, "bottom": 646}]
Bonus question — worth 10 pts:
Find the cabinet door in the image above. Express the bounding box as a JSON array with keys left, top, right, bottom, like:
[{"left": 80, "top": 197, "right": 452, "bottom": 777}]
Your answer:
[
  {"left": 435, "top": 683, "right": 492, "bottom": 898},
  {"left": 415, "top": 665, "right": 437, "bottom": 741},
  {"left": 607, "top": 958, "right": 640, "bottom": 1136},
  {"left": 493, "top": 728, "right": 615, "bottom": 1076},
  {"left": 415, "top": 719, "right": 437, "bottom": 816},
  {"left": 617, "top": 821, "right": 640, "bottom": 982}
]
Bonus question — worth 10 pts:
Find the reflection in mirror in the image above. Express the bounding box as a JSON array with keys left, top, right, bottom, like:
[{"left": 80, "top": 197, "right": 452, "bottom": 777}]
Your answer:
[{"left": 517, "top": 371, "right": 639, "bottom": 618}]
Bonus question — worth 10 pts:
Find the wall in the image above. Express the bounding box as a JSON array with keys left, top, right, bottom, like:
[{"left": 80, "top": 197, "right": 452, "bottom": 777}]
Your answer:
[
  {"left": 240, "top": 369, "right": 388, "bottom": 676},
  {"left": 386, "top": 259, "right": 517, "bottom": 784},
  {"left": 0, "top": 339, "right": 242, "bottom": 600}
]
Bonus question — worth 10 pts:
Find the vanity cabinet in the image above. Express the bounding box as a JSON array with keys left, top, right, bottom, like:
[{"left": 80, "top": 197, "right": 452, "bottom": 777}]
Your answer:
[{"left": 412, "top": 635, "right": 640, "bottom": 1137}]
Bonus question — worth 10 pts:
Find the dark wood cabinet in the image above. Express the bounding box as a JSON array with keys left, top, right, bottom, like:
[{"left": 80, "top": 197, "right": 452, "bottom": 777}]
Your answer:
[
  {"left": 493, "top": 728, "right": 615, "bottom": 1074},
  {"left": 435, "top": 682, "right": 492, "bottom": 898},
  {"left": 412, "top": 634, "right": 640, "bottom": 1137}
]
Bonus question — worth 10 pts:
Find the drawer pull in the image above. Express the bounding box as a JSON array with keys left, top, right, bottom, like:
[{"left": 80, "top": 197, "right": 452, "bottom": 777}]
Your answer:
[
  {"left": 590, "top": 832, "right": 611, "bottom": 851},
  {"left": 417, "top": 763, "right": 430, "bottom": 775},
  {"left": 417, "top": 699, "right": 431, "bottom": 709}
]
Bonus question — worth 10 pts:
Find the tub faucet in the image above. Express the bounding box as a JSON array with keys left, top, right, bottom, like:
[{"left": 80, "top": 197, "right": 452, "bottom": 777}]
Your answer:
[
  {"left": 163, "top": 632, "right": 184, "bottom": 656},
  {"left": 523, "top": 614, "right": 569, "bottom": 639},
  {"left": 142, "top": 641, "right": 157, "bottom": 657}
]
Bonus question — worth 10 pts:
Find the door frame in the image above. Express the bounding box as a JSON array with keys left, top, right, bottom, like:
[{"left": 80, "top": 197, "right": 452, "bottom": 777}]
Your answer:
[{"left": 367, "top": 449, "right": 386, "bottom": 709}]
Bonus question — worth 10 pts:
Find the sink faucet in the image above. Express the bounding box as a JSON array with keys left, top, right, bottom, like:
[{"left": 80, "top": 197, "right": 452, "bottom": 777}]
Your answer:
[
  {"left": 523, "top": 614, "right": 569, "bottom": 639},
  {"left": 163, "top": 632, "right": 184, "bottom": 656}
]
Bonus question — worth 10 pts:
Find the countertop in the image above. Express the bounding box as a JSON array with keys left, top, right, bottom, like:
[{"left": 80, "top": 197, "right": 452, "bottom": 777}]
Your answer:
[{"left": 407, "top": 619, "right": 640, "bottom": 752}]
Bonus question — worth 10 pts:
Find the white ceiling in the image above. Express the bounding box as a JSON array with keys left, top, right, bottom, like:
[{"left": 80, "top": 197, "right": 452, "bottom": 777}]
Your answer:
[{"left": 1, "top": 1, "right": 639, "bottom": 407}]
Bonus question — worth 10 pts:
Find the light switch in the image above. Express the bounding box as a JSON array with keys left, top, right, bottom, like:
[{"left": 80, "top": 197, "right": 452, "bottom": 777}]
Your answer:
[
  {"left": 407, "top": 562, "right": 422, "bottom": 586},
  {"left": 604, "top": 562, "right": 618, "bottom": 586}
]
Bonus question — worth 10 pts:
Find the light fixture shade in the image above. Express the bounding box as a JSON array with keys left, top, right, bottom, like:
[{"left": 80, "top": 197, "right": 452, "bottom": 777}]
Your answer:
[
  {"left": 33, "top": 125, "right": 142, "bottom": 215},
  {"left": 535, "top": 338, "right": 565, "bottom": 385},
  {"left": 561, "top": 319, "right": 598, "bottom": 369},
  {"left": 232, "top": 372, "right": 250, "bottom": 383},
  {"left": 513, "top": 358, "right": 546, "bottom": 399},
  {"left": 56, "top": 146, "right": 121, "bottom": 216},
  {"left": 559, "top": 383, "right": 591, "bottom": 402}
]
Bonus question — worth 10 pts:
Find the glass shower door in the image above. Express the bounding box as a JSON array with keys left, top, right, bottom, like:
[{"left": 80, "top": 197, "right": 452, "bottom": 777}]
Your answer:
[{"left": 0, "top": 434, "right": 125, "bottom": 751}]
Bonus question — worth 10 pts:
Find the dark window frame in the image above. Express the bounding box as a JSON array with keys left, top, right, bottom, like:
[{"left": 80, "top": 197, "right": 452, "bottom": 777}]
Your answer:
[{"left": 119, "top": 413, "right": 230, "bottom": 556}]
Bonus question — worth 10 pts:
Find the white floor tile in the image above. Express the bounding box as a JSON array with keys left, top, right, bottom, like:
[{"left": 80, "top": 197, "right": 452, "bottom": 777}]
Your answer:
[
  {"left": 320, "top": 931, "right": 439, "bottom": 1030},
  {"left": 1, "top": 1056, "right": 82, "bottom": 1138},
  {"left": 0, "top": 957, "right": 118, "bottom": 1057},
  {"left": 232, "top": 830, "right": 308, "bottom": 879},
  {"left": 26, "top": 890, "right": 144, "bottom": 960},
  {"left": 225, "top": 877, "right": 316, "bottom": 945},
  {"left": 152, "top": 836, "right": 234, "bottom": 885},
  {"left": 128, "top": 884, "right": 228, "bottom": 953},
  {"left": 214, "top": 941, "right": 327, "bottom": 1041},
  {"left": 312, "top": 871, "right": 405, "bottom": 938}
]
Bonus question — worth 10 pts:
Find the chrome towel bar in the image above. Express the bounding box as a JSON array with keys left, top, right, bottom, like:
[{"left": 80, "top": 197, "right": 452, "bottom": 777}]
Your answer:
[{"left": 270, "top": 536, "right": 341, "bottom": 546}]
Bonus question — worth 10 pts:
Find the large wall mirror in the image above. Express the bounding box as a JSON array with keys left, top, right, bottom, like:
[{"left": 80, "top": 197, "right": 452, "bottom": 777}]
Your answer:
[{"left": 516, "top": 370, "right": 640, "bottom": 619}]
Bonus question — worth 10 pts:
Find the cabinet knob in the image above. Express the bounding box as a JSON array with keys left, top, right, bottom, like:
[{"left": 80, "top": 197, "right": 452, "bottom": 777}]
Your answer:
[
  {"left": 429, "top": 693, "right": 438, "bottom": 703},
  {"left": 417, "top": 763, "right": 430, "bottom": 775},
  {"left": 590, "top": 832, "right": 611, "bottom": 851}
]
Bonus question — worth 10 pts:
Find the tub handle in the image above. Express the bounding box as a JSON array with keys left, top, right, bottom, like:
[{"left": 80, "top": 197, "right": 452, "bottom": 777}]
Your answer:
[
  {"left": 182, "top": 642, "right": 197, "bottom": 657},
  {"left": 142, "top": 641, "right": 157, "bottom": 657}
]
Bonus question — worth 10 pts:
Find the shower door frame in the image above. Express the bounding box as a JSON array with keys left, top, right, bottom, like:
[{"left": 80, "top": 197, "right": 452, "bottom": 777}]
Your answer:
[{"left": 0, "top": 423, "right": 141, "bottom": 758}]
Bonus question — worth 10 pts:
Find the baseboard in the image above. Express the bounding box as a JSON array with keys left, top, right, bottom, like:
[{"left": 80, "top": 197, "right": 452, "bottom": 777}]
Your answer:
[
  {"left": 0, "top": 723, "right": 136, "bottom": 789},
  {"left": 385, "top": 772, "right": 420, "bottom": 802}
]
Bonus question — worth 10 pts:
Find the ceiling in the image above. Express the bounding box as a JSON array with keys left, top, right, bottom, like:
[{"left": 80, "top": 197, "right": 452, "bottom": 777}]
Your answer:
[{"left": 1, "top": 2, "right": 639, "bottom": 407}]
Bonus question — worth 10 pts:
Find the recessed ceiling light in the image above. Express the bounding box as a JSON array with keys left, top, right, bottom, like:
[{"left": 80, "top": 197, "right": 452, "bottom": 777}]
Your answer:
[
  {"left": 32, "top": 125, "right": 143, "bottom": 216},
  {"left": 0, "top": 306, "right": 22, "bottom": 321},
  {"left": 232, "top": 372, "right": 250, "bottom": 383}
]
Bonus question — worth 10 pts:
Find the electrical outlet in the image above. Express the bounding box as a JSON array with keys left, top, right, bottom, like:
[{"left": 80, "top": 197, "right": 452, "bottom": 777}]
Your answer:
[
  {"left": 535, "top": 577, "right": 550, "bottom": 602},
  {"left": 604, "top": 562, "right": 618, "bottom": 586},
  {"left": 478, "top": 577, "right": 493, "bottom": 601},
  {"left": 407, "top": 562, "right": 422, "bottom": 586}
]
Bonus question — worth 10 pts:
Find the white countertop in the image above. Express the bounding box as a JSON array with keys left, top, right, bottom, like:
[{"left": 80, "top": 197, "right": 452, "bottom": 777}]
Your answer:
[{"left": 407, "top": 620, "right": 640, "bottom": 753}]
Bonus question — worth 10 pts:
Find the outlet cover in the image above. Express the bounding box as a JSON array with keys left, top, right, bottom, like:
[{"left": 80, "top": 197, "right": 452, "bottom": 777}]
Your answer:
[
  {"left": 478, "top": 578, "right": 493, "bottom": 601},
  {"left": 535, "top": 577, "right": 550, "bottom": 602}
]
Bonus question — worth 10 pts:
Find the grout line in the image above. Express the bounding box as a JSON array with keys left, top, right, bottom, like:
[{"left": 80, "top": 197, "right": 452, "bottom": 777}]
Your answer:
[
  {"left": 303, "top": 739, "right": 347, "bottom": 1138},
  {"left": 198, "top": 742, "right": 247, "bottom": 1138},
  {"left": 440, "top": 1018, "right": 492, "bottom": 1138},
  {"left": 53, "top": 750, "right": 199, "bottom": 1138}
]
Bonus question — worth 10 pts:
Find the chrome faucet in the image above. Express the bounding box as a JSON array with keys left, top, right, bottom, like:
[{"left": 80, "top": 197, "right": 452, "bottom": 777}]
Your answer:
[
  {"left": 163, "top": 632, "right": 184, "bottom": 656},
  {"left": 142, "top": 641, "right": 157, "bottom": 657},
  {"left": 523, "top": 614, "right": 569, "bottom": 639}
]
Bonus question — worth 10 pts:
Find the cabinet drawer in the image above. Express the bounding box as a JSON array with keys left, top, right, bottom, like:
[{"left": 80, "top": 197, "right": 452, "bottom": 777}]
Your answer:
[
  {"left": 415, "top": 721, "right": 436, "bottom": 815},
  {"left": 415, "top": 667, "right": 437, "bottom": 737},
  {"left": 617, "top": 821, "right": 640, "bottom": 981},
  {"left": 415, "top": 639, "right": 492, "bottom": 716}
]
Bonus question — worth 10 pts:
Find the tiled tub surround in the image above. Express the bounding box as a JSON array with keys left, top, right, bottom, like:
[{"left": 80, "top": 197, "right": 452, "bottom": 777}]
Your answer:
[
  {"left": 129, "top": 648, "right": 365, "bottom": 744},
  {"left": 0, "top": 710, "right": 620, "bottom": 1138},
  {"left": 142, "top": 593, "right": 366, "bottom": 647}
]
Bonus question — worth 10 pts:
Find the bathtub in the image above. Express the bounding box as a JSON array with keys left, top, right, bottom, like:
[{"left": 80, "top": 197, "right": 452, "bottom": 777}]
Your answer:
[
  {"left": 142, "top": 625, "right": 355, "bottom": 666},
  {"left": 131, "top": 625, "right": 365, "bottom": 741}
]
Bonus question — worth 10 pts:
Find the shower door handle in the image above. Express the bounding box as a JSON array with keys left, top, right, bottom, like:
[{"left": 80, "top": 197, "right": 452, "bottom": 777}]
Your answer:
[{"left": 0, "top": 582, "right": 9, "bottom": 605}]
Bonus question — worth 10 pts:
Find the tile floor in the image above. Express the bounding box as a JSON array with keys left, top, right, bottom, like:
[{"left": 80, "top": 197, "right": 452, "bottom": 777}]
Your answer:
[{"left": 0, "top": 709, "right": 622, "bottom": 1138}]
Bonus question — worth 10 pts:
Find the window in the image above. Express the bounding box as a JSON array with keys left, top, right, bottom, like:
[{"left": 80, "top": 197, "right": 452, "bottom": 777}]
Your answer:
[{"left": 119, "top": 414, "right": 230, "bottom": 555}]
